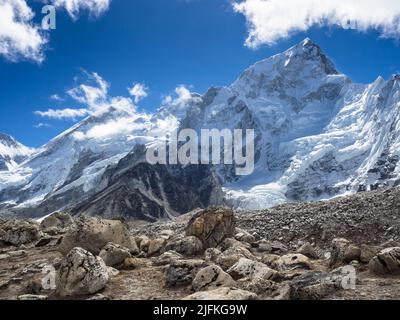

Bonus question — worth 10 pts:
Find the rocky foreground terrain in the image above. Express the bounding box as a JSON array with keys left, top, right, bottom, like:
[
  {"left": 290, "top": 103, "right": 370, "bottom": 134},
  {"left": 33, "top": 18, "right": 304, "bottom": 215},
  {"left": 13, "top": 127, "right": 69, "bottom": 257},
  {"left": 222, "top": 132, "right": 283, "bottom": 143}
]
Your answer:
[{"left": 1, "top": 187, "right": 400, "bottom": 300}]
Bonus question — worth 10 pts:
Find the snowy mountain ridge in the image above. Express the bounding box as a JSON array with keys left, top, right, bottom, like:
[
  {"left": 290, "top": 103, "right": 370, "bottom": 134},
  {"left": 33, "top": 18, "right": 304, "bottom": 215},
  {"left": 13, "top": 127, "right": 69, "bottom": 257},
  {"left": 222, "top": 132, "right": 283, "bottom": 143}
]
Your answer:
[
  {"left": 1, "top": 38, "right": 400, "bottom": 219},
  {"left": 0, "top": 133, "right": 34, "bottom": 172}
]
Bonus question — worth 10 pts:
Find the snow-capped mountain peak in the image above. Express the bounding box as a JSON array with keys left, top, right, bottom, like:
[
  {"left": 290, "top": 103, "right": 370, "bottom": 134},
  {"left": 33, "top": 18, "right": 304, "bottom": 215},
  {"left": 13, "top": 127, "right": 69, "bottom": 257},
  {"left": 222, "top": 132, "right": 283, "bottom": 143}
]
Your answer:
[
  {"left": 0, "top": 133, "right": 34, "bottom": 171},
  {"left": 1, "top": 39, "right": 400, "bottom": 219}
]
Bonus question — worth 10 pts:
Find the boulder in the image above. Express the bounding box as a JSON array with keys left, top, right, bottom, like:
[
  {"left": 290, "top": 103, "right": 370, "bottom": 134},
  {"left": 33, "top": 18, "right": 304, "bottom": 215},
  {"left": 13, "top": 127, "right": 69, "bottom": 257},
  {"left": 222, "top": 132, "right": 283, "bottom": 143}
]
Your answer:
[
  {"left": 182, "top": 287, "right": 257, "bottom": 300},
  {"left": 40, "top": 212, "right": 74, "bottom": 233},
  {"left": 253, "top": 239, "right": 288, "bottom": 254},
  {"left": 58, "top": 217, "right": 137, "bottom": 255},
  {"left": 215, "top": 246, "right": 256, "bottom": 270},
  {"left": 219, "top": 238, "right": 251, "bottom": 251},
  {"left": 0, "top": 220, "right": 41, "bottom": 245},
  {"left": 239, "top": 277, "right": 278, "bottom": 296},
  {"left": 185, "top": 208, "right": 236, "bottom": 249},
  {"left": 288, "top": 267, "right": 355, "bottom": 300},
  {"left": 165, "top": 259, "right": 208, "bottom": 287},
  {"left": 192, "top": 265, "right": 236, "bottom": 292},
  {"left": 272, "top": 254, "right": 313, "bottom": 271},
  {"left": 164, "top": 236, "right": 203, "bottom": 256},
  {"left": 148, "top": 238, "right": 167, "bottom": 256},
  {"left": 227, "top": 258, "right": 278, "bottom": 281},
  {"left": 234, "top": 228, "right": 256, "bottom": 244},
  {"left": 152, "top": 251, "right": 183, "bottom": 266},
  {"left": 369, "top": 247, "right": 400, "bottom": 275},
  {"left": 297, "top": 242, "right": 319, "bottom": 259},
  {"left": 204, "top": 248, "right": 223, "bottom": 263},
  {"left": 99, "top": 242, "right": 131, "bottom": 268},
  {"left": 138, "top": 236, "right": 151, "bottom": 253},
  {"left": 56, "top": 247, "right": 109, "bottom": 297},
  {"left": 261, "top": 254, "right": 280, "bottom": 267},
  {"left": 360, "top": 244, "right": 383, "bottom": 264},
  {"left": 159, "top": 230, "right": 175, "bottom": 240},
  {"left": 329, "top": 238, "right": 361, "bottom": 267}
]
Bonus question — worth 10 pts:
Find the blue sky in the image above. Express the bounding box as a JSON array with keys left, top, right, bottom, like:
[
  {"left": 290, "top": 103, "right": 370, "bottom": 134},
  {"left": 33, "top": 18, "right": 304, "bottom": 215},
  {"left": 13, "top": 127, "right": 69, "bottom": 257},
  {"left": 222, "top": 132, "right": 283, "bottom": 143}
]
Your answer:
[{"left": 1, "top": 0, "right": 400, "bottom": 147}]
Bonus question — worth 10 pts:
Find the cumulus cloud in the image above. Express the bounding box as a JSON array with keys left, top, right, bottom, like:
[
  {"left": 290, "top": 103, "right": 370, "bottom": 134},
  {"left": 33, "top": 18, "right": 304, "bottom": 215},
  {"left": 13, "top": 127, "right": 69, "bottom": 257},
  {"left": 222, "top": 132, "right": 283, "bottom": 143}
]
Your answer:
[
  {"left": 34, "top": 108, "right": 89, "bottom": 119},
  {"left": 35, "top": 71, "right": 141, "bottom": 122},
  {"left": 0, "top": 0, "right": 111, "bottom": 62},
  {"left": 0, "top": 0, "right": 47, "bottom": 62},
  {"left": 232, "top": 0, "right": 400, "bottom": 47},
  {"left": 163, "top": 85, "right": 199, "bottom": 106},
  {"left": 67, "top": 71, "right": 109, "bottom": 110},
  {"left": 128, "top": 83, "right": 148, "bottom": 103},
  {"left": 52, "top": 0, "right": 111, "bottom": 20}
]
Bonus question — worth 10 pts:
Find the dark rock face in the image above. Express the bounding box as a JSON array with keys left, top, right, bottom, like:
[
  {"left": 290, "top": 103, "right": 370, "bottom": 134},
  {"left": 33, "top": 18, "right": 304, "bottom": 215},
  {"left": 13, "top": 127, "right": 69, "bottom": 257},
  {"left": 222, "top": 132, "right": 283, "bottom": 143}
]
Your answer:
[
  {"left": 185, "top": 208, "right": 236, "bottom": 249},
  {"left": 68, "top": 146, "right": 225, "bottom": 221}
]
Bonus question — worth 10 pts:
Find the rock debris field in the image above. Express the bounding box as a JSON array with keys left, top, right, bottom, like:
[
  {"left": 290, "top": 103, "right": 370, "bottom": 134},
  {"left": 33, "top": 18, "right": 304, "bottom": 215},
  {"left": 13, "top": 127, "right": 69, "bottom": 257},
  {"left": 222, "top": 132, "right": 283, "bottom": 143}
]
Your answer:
[{"left": 1, "top": 188, "right": 400, "bottom": 300}]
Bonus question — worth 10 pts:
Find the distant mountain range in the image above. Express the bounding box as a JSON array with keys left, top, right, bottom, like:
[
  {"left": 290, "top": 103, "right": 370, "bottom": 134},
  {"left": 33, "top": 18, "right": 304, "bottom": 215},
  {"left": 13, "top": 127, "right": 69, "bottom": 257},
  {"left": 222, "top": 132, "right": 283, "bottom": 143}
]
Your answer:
[{"left": 1, "top": 38, "right": 400, "bottom": 220}]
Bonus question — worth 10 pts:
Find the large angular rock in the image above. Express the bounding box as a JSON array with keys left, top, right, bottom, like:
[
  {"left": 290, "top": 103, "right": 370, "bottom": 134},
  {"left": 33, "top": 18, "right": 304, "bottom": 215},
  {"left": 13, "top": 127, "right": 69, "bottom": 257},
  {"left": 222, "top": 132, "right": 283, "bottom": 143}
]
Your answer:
[
  {"left": 227, "top": 258, "right": 278, "bottom": 281},
  {"left": 185, "top": 208, "right": 236, "bottom": 249},
  {"left": 0, "top": 220, "right": 41, "bottom": 245},
  {"left": 329, "top": 238, "right": 361, "bottom": 267},
  {"left": 182, "top": 287, "right": 257, "bottom": 300},
  {"left": 369, "top": 247, "right": 400, "bottom": 275},
  {"left": 360, "top": 244, "right": 383, "bottom": 264},
  {"left": 152, "top": 251, "right": 183, "bottom": 266},
  {"left": 40, "top": 212, "right": 74, "bottom": 233},
  {"left": 56, "top": 247, "right": 109, "bottom": 297},
  {"left": 215, "top": 246, "right": 256, "bottom": 270},
  {"left": 192, "top": 265, "right": 236, "bottom": 292},
  {"left": 148, "top": 238, "right": 167, "bottom": 256},
  {"left": 288, "top": 267, "right": 356, "bottom": 300},
  {"left": 58, "top": 217, "right": 136, "bottom": 255},
  {"left": 165, "top": 259, "right": 208, "bottom": 287},
  {"left": 297, "top": 242, "right": 319, "bottom": 259},
  {"left": 164, "top": 236, "right": 203, "bottom": 256},
  {"left": 99, "top": 242, "right": 131, "bottom": 268}
]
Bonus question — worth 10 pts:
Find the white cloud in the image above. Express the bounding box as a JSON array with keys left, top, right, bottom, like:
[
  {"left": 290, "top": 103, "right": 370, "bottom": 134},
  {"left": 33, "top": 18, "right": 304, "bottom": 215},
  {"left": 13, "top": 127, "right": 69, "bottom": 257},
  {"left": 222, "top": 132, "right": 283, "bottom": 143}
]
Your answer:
[
  {"left": 163, "top": 85, "right": 199, "bottom": 106},
  {"left": 50, "top": 94, "right": 63, "bottom": 101},
  {"left": 128, "top": 83, "right": 148, "bottom": 104},
  {"left": 0, "top": 0, "right": 111, "bottom": 63},
  {"left": 0, "top": 0, "right": 47, "bottom": 62},
  {"left": 35, "top": 71, "right": 138, "bottom": 122},
  {"left": 67, "top": 71, "right": 109, "bottom": 110},
  {"left": 233, "top": 0, "right": 400, "bottom": 47},
  {"left": 33, "top": 122, "right": 53, "bottom": 128},
  {"left": 34, "top": 108, "right": 89, "bottom": 119},
  {"left": 52, "top": 0, "right": 111, "bottom": 20}
]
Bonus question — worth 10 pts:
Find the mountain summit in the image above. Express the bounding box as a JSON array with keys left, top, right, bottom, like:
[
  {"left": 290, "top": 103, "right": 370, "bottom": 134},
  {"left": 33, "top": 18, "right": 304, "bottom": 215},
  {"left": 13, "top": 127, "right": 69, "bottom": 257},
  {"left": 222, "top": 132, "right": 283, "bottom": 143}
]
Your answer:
[
  {"left": 0, "top": 133, "right": 33, "bottom": 172},
  {"left": 1, "top": 39, "right": 400, "bottom": 219}
]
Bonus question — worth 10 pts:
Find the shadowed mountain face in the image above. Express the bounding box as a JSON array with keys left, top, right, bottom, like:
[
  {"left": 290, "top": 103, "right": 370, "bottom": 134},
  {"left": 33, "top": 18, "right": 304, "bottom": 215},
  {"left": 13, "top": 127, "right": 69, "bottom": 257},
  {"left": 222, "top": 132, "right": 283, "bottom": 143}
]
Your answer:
[{"left": 1, "top": 39, "right": 400, "bottom": 219}]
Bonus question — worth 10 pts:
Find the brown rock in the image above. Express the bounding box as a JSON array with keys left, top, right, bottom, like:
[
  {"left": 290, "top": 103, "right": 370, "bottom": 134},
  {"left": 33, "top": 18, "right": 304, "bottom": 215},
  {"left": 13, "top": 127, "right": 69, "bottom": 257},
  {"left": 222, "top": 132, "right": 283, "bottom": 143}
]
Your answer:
[{"left": 185, "top": 207, "right": 236, "bottom": 249}]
